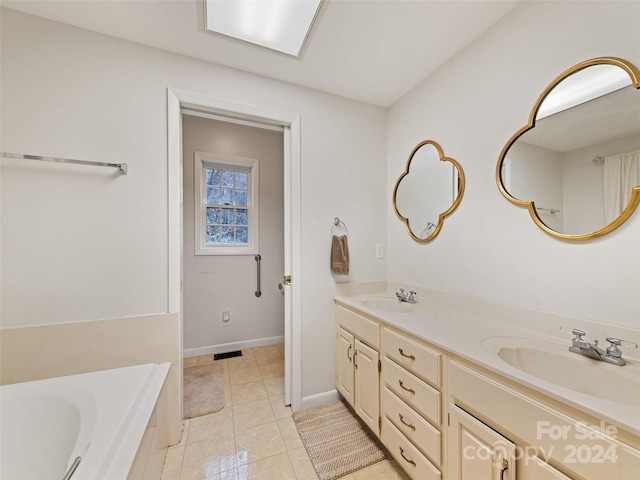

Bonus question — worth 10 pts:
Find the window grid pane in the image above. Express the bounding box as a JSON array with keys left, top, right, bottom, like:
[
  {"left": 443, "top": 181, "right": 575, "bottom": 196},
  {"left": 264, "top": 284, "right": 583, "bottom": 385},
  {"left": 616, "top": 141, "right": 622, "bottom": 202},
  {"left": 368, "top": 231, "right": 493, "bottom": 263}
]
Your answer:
[
  {"left": 206, "top": 169, "right": 221, "bottom": 186},
  {"left": 204, "top": 165, "right": 251, "bottom": 246}
]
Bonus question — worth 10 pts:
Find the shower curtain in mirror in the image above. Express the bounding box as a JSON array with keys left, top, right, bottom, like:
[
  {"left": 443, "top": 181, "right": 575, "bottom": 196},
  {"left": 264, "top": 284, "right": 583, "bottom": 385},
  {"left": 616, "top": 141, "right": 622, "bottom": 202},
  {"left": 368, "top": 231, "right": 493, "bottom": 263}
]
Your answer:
[{"left": 603, "top": 150, "right": 640, "bottom": 224}]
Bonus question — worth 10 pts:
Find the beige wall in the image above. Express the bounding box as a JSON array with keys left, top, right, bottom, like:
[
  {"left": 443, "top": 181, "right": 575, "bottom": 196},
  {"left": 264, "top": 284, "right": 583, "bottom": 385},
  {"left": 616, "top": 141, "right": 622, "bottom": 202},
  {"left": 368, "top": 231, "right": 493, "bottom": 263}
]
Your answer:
[
  {"left": 387, "top": 0, "right": 640, "bottom": 329},
  {"left": 508, "top": 141, "right": 564, "bottom": 233},
  {"left": 0, "top": 8, "right": 387, "bottom": 406}
]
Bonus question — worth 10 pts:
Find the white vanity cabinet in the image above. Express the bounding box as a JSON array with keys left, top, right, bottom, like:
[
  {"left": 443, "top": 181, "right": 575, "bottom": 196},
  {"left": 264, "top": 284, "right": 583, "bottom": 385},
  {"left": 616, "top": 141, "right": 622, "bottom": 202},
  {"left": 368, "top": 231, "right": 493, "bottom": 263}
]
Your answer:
[
  {"left": 448, "top": 359, "right": 640, "bottom": 480},
  {"left": 335, "top": 296, "right": 640, "bottom": 480},
  {"left": 447, "top": 402, "right": 573, "bottom": 480},
  {"left": 335, "top": 306, "right": 381, "bottom": 434},
  {"left": 336, "top": 326, "right": 355, "bottom": 406},
  {"left": 448, "top": 403, "right": 516, "bottom": 480},
  {"left": 380, "top": 327, "right": 443, "bottom": 480},
  {"left": 518, "top": 456, "right": 572, "bottom": 480}
]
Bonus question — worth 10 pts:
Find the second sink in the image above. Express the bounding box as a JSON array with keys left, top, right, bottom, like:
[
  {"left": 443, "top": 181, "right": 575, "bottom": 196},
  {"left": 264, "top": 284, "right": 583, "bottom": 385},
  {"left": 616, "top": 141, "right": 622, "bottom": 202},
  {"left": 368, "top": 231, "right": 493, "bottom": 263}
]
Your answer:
[{"left": 482, "top": 336, "right": 640, "bottom": 407}]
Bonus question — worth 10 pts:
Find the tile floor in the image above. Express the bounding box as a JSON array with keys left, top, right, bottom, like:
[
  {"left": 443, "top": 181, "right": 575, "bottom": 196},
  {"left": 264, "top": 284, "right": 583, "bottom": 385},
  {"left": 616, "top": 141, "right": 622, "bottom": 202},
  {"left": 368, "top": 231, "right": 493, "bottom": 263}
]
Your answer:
[{"left": 132, "top": 343, "right": 410, "bottom": 480}]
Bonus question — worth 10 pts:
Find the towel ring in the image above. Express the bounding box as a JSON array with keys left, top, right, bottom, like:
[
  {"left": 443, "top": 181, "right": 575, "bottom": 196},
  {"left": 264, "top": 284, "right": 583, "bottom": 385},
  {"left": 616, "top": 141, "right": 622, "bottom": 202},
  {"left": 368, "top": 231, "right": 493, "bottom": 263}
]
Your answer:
[{"left": 332, "top": 217, "right": 348, "bottom": 236}]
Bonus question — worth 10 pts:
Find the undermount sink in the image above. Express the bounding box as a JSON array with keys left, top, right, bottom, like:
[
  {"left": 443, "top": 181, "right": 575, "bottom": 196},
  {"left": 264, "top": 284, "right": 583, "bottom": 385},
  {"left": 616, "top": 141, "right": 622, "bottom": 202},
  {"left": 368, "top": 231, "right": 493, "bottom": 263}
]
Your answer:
[
  {"left": 360, "top": 296, "right": 413, "bottom": 313},
  {"left": 482, "top": 336, "right": 640, "bottom": 406}
]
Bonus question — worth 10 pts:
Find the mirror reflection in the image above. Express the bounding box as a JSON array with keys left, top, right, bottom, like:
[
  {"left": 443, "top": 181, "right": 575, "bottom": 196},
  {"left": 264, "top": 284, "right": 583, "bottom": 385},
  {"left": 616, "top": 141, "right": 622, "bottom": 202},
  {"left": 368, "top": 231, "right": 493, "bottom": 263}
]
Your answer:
[
  {"left": 394, "top": 140, "right": 465, "bottom": 242},
  {"left": 498, "top": 58, "right": 640, "bottom": 240}
]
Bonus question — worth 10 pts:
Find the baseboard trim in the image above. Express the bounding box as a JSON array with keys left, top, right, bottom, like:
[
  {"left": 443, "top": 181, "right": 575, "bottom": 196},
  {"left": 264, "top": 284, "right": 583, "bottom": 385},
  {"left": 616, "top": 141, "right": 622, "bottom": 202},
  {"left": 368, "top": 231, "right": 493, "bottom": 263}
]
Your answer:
[
  {"left": 299, "top": 389, "right": 340, "bottom": 411},
  {"left": 183, "top": 336, "right": 284, "bottom": 358}
]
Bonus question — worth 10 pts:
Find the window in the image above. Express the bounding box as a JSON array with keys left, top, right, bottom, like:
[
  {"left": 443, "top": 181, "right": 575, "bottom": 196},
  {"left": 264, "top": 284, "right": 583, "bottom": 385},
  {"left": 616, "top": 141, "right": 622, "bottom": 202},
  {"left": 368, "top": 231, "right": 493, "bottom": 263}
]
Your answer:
[{"left": 194, "top": 152, "right": 259, "bottom": 255}]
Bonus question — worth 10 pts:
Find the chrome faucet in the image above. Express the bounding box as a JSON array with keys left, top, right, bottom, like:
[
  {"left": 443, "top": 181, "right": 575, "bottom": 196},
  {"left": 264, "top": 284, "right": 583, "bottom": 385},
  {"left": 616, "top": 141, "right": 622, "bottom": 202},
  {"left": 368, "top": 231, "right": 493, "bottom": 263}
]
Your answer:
[
  {"left": 395, "top": 288, "right": 417, "bottom": 304},
  {"left": 569, "top": 329, "right": 637, "bottom": 366}
]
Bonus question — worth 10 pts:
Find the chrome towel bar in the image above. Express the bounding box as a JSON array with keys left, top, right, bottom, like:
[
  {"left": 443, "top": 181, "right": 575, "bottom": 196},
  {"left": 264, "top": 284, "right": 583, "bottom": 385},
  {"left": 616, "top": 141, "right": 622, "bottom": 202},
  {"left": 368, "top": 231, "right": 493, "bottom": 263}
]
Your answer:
[
  {"left": 1, "top": 152, "right": 128, "bottom": 175},
  {"left": 62, "top": 456, "right": 82, "bottom": 480}
]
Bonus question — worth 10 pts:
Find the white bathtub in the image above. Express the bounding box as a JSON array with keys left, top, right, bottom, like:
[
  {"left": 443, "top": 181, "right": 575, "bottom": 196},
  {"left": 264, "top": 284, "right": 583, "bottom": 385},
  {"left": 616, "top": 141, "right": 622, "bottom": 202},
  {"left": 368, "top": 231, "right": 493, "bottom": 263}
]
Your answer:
[{"left": 0, "top": 362, "right": 170, "bottom": 480}]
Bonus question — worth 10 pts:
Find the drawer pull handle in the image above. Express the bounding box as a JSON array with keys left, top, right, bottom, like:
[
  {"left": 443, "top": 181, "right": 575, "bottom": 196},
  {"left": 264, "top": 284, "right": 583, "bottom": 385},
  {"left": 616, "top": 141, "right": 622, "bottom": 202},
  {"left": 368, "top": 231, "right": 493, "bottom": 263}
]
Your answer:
[
  {"left": 347, "top": 345, "right": 352, "bottom": 362},
  {"left": 398, "top": 380, "right": 415, "bottom": 394},
  {"left": 399, "top": 447, "right": 416, "bottom": 467},
  {"left": 399, "top": 348, "right": 415, "bottom": 360},
  {"left": 399, "top": 413, "right": 416, "bottom": 430},
  {"left": 354, "top": 351, "right": 358, "bottom": 369}
]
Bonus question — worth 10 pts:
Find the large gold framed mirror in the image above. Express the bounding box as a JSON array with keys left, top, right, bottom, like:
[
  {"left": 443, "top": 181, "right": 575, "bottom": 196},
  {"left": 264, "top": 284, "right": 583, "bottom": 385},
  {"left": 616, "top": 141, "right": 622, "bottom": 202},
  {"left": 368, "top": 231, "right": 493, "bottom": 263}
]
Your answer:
[
  {"left": 496, "top": 57, "right": 640, "bottom": 240},
  {"left": 393, "top": 140, "right": 465, "bottom": 242}
]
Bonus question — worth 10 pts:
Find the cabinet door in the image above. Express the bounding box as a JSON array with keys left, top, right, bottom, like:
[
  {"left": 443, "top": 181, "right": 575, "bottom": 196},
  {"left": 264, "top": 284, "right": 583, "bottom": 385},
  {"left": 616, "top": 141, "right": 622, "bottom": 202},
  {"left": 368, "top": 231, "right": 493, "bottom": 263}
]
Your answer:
[
  {"left": 336, "top": 327, "right": 355, "bottom": 406},
  {"left": 354, "top": 339, "right": 379, "bottom": 433},
  {"left": 518, "top": 455, "right": 572, "bottom": 480},
  {"left": 449, "top": 404, "right": 515, "bottom": 480}
]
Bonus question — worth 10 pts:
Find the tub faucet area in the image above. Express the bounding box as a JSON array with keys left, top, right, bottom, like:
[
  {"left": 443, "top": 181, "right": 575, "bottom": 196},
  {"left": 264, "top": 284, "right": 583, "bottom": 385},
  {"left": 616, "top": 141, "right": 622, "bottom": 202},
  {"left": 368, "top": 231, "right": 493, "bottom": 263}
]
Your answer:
[
  {"left": 569, "top": 329, "right": 637, "bottom": 366},
  {"left": 395, "top": 288, "right": 417, "bottom": 304}
]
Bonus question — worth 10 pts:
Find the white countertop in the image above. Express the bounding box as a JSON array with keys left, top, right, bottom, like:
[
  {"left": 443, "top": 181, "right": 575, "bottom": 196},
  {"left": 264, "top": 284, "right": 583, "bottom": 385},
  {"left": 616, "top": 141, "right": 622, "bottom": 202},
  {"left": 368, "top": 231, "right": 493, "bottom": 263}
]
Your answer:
[{"left": 335, "top": 290, "right": 640, "bottom": 438}]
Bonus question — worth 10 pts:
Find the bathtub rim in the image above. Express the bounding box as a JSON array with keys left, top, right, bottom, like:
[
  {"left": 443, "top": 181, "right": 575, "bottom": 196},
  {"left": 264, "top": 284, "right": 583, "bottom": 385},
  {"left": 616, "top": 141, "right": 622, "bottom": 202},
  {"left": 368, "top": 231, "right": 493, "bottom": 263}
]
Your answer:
[{"left": 0, "top": 362, "right": 171, "bottom": 480}]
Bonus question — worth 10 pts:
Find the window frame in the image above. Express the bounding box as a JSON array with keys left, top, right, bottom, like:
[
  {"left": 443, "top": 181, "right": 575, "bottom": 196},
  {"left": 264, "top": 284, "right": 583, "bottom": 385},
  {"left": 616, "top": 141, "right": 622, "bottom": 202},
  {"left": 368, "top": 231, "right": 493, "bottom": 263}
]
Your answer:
[{"left": 194, "top": 151, "right": 259, "bottom": 255}]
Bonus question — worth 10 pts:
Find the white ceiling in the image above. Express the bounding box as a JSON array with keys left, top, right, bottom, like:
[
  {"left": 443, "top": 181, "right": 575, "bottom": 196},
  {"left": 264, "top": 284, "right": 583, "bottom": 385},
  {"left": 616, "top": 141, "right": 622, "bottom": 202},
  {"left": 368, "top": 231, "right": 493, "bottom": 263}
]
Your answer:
[{"left": 1, "top": 0, "right": 520, "bottom": 107}]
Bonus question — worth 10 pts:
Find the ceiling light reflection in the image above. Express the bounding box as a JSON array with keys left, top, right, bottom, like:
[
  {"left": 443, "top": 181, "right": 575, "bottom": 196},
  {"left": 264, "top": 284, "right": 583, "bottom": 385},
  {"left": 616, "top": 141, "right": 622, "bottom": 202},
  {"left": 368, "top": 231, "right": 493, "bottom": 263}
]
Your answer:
[{"left": 537, "top": 65, "right": 631, "bottom": 119}]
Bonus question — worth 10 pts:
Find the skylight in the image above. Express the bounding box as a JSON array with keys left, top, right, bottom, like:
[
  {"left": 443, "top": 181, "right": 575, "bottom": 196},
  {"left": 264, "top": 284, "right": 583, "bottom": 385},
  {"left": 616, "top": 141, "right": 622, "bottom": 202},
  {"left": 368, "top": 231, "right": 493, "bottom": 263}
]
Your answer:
[{"left": 204, "top": 0, "right": 323, "bottom": 57}]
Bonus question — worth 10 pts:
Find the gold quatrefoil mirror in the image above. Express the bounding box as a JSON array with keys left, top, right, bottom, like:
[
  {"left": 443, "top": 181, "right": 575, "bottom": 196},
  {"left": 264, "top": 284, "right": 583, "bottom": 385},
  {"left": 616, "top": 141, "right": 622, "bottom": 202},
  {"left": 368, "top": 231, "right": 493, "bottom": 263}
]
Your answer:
[
  {"left": 393, "top": 140, "right": 465, "bottom": 242},
  {"left": 496, "top": 57, "right": 640, "bottom": 241}
]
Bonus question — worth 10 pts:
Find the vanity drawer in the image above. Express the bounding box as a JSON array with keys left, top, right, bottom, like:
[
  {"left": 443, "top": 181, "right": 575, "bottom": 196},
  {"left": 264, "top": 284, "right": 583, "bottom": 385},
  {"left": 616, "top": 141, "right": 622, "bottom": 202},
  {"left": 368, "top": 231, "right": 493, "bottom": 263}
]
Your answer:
[
  {"left": 382, "top": 385, "right": 441, "bottom": 466},
  {"left": 383, "top": 357, "right": 440, "bottom": 426},
  {"left": 383, "top": 328, "right": 441, "bottom": 387},
  {"left": 336, "top": 306, "right": 380, "bottom": 348},
  {"left": 382, "top": 415, "right": 441, "bottom": 480}
]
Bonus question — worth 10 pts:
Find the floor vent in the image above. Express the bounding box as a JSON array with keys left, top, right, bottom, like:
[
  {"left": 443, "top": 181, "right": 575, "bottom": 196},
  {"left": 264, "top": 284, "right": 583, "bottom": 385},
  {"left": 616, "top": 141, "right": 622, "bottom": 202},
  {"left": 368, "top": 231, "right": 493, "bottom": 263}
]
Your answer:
[{"left": 214, "top": 350, "right": 242, "bottom": 360}]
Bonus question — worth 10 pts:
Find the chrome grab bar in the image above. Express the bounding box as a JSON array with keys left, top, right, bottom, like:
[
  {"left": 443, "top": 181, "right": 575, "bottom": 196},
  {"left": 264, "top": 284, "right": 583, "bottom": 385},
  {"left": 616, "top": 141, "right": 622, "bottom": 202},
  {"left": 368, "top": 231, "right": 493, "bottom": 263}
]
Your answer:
[
  {"left": 62, "top": 456, "right": 82, "bottom": 480},
  {"left": 254, "top": 254, "right": 262, "bottom": 297}
]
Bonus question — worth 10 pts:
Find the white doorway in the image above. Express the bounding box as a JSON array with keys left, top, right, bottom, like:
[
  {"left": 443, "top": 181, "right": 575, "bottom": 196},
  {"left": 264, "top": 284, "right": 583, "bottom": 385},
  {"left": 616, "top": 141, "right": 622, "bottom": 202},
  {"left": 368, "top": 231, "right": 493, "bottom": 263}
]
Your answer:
[
  {"left": 167, "top": 88, "right": 302, "bottom": 415},
  {"left": 181, "top": 115, "right": 284, "bottom": 358}
]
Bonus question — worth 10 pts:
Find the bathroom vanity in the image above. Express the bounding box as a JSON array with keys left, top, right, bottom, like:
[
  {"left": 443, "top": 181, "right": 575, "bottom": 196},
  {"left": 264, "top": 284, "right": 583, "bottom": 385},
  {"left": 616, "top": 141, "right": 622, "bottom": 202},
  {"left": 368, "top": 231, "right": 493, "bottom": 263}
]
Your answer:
[{"left": 335, "top": 284, "right": 640, "bottom": 480}]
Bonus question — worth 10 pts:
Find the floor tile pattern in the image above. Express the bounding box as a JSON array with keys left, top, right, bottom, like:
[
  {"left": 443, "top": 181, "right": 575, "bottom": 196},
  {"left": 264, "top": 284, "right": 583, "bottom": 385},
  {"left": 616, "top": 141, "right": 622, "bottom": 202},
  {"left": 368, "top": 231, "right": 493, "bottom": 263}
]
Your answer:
[{"left": 132, "top": 344, "right": 410, "bottom": 480}]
